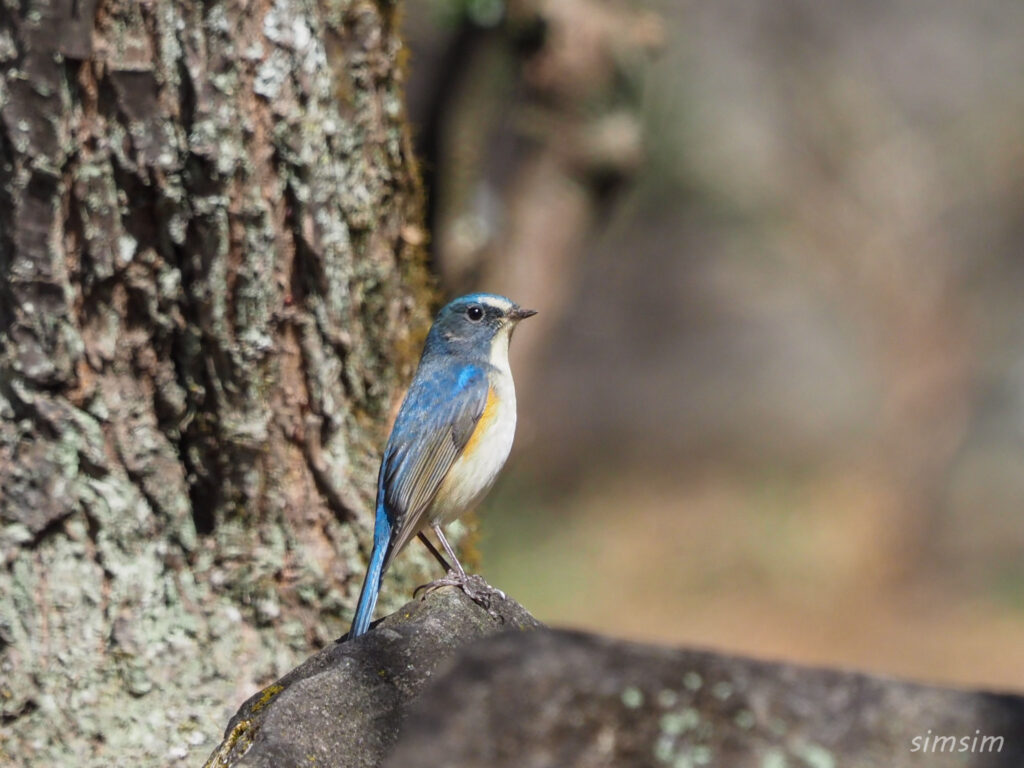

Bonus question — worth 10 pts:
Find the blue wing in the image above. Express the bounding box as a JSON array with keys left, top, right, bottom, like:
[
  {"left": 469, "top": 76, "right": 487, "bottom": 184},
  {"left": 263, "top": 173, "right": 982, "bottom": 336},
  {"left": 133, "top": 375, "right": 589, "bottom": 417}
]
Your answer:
[
  {"left": 378, "top": 361, "right": 490, "bottom": 571},
  {"left": 350, "top": 361, "right": 488, "bottom": 638}
]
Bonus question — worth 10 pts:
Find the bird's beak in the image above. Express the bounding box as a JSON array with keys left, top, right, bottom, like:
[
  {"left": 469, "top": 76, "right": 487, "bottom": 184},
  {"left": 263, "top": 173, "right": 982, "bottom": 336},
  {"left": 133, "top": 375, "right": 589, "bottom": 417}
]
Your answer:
[{"left": 509, "top": 307, "right": 538, "bottom": 322}]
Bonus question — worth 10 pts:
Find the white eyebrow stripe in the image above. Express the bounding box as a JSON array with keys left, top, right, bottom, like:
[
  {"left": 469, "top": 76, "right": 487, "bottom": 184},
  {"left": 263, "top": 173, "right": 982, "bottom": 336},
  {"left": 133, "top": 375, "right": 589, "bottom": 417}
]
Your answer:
[{"left": 481, "top": 296, "right": 514, "bottom": 313}]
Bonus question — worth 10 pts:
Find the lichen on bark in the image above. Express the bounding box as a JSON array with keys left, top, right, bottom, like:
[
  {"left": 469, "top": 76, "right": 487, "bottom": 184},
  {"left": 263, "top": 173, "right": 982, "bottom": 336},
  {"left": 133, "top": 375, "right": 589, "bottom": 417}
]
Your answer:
[{"left": 0, "top": 0, "right": 434, "bottom": 764}]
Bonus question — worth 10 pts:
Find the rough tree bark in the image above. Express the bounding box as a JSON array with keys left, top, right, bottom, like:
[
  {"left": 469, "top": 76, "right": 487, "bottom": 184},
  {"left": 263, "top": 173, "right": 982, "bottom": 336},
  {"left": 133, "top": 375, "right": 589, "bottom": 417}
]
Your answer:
[{"left": 0, "top": 0, "right": 435, "bottom": 764}]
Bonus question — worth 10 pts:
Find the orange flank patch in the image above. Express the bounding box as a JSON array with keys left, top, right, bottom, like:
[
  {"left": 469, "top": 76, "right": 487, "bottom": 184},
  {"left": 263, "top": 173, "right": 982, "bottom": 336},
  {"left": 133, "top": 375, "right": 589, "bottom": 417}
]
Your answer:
[{"left": 463, "top": 387, "right": 499, "bottom": 458}]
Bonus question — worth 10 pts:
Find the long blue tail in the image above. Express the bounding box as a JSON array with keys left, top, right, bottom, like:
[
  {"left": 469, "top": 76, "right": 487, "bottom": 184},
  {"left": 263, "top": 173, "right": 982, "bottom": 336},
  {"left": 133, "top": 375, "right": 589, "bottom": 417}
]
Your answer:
[{"left": 349, "top": 507, "right": 392, "bottom": 638}]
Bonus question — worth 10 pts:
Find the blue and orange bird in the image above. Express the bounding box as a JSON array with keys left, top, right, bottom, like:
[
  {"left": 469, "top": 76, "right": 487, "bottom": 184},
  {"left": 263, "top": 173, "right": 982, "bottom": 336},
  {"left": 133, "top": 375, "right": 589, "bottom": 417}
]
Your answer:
[{"left": 348, "top": 293, "right": 536, "bottom": 638}]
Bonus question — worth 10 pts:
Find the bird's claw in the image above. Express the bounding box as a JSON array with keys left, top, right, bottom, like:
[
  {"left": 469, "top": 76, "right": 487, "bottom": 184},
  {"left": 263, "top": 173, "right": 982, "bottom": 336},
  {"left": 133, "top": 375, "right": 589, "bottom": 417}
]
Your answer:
[{"left": 414, "top": 571, "right": 506, "bottom": 618}]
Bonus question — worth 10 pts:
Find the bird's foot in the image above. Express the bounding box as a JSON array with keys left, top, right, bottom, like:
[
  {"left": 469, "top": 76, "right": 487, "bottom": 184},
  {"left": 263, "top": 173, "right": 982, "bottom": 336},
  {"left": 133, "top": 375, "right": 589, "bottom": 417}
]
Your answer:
[{"left": 414, "top": 571, "right": 506, "bottom": 617}]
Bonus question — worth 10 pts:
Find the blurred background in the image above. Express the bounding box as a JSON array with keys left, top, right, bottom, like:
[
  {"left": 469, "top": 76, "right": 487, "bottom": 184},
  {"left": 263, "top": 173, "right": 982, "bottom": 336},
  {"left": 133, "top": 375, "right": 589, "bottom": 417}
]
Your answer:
[{"left": 402, "top": 0, "right": 1024, "bottom": 691}]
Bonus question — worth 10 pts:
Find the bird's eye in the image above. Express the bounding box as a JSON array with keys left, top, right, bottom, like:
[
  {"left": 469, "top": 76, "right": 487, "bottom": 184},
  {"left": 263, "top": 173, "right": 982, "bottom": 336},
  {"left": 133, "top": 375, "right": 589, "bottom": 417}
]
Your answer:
[{"left": 466, "top": 305, "right": 484, "bottom": 322}]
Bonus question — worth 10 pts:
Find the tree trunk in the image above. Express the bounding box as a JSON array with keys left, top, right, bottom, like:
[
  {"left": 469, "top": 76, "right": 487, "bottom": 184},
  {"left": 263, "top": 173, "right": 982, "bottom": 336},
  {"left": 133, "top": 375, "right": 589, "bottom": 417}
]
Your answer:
[{"left": 0, "top": 0, "right": 433, "bottom": 763}]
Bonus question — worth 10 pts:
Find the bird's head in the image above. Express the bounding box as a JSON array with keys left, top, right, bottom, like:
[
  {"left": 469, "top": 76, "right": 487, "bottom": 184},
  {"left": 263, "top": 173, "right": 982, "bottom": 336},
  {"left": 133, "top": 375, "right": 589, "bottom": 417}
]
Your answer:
[{"left": 424, "top": 293, "right": 536, "bottom": 362}]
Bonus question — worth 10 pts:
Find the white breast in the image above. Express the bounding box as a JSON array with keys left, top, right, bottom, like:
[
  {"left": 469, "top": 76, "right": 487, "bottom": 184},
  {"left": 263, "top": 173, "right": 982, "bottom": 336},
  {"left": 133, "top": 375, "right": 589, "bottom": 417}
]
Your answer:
[{"left": 429, "top": 327, "right": 517, "bottom": 525}]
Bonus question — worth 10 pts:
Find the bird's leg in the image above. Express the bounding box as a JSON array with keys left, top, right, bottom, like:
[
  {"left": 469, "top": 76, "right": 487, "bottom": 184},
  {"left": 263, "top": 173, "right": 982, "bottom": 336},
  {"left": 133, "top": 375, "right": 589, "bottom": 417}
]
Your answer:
[
  {"left": 416, "top": 531, "right": 452, "bottom": 572},
  {"left": 413, "top": 524, "right": 507, "bottom": 608},
  {"left": 433, "top": 523, "right": 467, "bottom": 580}
]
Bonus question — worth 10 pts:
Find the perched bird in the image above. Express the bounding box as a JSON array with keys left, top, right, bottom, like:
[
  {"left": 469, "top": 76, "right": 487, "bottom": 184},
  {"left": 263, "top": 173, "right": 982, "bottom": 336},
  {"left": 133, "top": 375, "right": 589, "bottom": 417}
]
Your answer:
[{"left": 348, "top": 293, "right": 536, "bottom": 638}]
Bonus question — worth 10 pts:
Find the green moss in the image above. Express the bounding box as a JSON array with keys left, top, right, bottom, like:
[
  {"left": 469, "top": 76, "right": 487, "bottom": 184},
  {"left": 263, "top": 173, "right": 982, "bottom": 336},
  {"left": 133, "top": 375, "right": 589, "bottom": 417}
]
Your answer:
[
  {"left": 249, "top": 684, "right": 285, "bottom": 714},
  {"left": 202, "top": 719, "right": 254, "bottom": 768}
]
